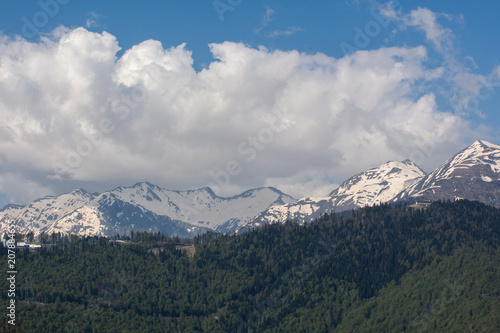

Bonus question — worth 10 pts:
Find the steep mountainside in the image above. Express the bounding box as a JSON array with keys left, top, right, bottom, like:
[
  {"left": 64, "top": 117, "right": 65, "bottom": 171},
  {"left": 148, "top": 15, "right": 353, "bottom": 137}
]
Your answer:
[
  {"left": 250, "top": 160, "right": 425, "bottom": 226},
  {"left": 393, "top": 140, "right": 500, "bottom": 207}
]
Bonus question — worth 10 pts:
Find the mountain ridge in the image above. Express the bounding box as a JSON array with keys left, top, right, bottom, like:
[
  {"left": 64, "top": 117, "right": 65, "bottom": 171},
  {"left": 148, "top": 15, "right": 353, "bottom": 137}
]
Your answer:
[
  {"left": 0, "top": 183, "right": 295, "bottom": 238},
  {"left": 2, "top": 140, "right": 500, "bottom": 237},
  {"left": 392, "top": 139, "right": 500, "bottom": 206},
  {"left": 249, "top": 159, "right": 427, "bottom": 228}
]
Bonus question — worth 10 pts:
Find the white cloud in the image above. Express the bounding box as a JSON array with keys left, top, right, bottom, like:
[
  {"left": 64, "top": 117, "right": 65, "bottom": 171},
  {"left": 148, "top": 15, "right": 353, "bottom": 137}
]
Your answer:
[
  {"left": 255, "top": 7, "right": 302, "bottom": 38},
  {"left": 0, "top": 27, "right": 482, "bottom": 204},
  {"left": 403, "top": 7, "right": 454, "bottom": 54},
  {"left": 268, "top": 26, "right": 303, "bottom": 39},
  {"left": 383, "top": 6, "right": 500, "bottom": 119},
  {"left": 255, "top": 7, "right": 275, "bottom": 33},
  {"left": 85, "top": 12, "right": 101, "bottom": 29}
]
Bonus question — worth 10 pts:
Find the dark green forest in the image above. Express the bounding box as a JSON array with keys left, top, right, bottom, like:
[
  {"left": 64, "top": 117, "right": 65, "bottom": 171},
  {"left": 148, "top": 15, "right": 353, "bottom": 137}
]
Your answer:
[{"left": 1, "top": 200, "right": 499, "bottom": 332}]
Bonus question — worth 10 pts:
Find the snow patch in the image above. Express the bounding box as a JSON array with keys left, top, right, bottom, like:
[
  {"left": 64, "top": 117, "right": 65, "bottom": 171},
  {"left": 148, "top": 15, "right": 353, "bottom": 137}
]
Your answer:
[{"left": 481, "top": 175, "right": 493, "bottom": 182}]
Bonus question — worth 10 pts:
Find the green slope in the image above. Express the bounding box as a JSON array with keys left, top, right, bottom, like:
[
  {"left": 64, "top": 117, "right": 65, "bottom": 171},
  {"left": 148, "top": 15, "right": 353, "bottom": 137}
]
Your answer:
[{"left": 336, "top": 244, "right": 500, "bottom": 332}]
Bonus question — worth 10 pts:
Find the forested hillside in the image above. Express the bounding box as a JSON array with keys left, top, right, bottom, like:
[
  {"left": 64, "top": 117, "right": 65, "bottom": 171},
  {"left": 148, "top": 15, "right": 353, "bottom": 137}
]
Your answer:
[{"left": 2, "top": 200, "right": 499, "bottom": 332}]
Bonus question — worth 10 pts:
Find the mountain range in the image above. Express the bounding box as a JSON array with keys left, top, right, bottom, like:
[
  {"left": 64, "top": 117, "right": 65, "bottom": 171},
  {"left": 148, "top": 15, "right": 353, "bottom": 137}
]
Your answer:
[
  {"left": 1, "top": 140, "right": 499, "bottom": 238},
  {"left": 0, "top": 184, "right": 294, "bottom": 238}
]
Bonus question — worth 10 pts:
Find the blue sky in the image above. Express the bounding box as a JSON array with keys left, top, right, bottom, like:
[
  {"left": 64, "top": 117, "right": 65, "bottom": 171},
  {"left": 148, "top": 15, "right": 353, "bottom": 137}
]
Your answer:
[
  {"left": 0, "top": 1, "right": 498, "bottom": 70},
  {"left": 0, "top": 0, "right": 499, "bottom": 205}
]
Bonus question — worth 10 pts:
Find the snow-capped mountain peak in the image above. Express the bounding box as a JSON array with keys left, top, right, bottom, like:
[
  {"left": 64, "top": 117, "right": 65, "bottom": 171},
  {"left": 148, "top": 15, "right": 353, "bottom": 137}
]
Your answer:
[
  {"left": 330, "top": 160, "right": 426, "bottom": 207},
  {"left": 249, "top": 160, "right": 426, "bottom": 227},
  {"left": 394, "top": 140, "right": 500, "bottom": 206},
  {"left": 425, "top": 140, "right": 500, "bottom": 183},
  {"left": 0, "top": 188, "right": 96, "bottom": 235},
  {"left": 0, "top": 184, "right": 295, "bottom": 238}
]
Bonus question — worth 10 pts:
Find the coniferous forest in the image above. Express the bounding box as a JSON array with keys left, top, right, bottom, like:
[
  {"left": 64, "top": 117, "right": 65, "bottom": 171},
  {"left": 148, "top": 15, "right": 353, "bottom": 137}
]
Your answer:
[{"left": 1, "top": 200, "right": 499, "bottom": 332}]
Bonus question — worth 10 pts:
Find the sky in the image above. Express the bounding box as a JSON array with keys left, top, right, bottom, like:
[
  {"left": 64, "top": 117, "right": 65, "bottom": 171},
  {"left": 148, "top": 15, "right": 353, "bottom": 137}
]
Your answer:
[{"left": 0, "top": 0, "right": 499, "bottom": 206}]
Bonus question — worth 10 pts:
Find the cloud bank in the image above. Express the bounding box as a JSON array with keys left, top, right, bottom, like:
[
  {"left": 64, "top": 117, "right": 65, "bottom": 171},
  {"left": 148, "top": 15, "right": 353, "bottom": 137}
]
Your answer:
[{"left": 0, "top": 25, "right": 491, "bottom": 203}]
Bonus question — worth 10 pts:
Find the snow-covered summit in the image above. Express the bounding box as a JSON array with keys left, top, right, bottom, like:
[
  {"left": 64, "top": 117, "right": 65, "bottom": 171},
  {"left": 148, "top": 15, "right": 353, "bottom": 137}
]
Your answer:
[
  {"left": 394, "top": 140, "right": 500, "bottom": 206},
  {"left": 0, "top": 184, "right": 295, "bottom": 238},
  {"left": 0, "top": 189, "right": 96, "bottom": 235},
  {"left": 250, "top": 160, "right": 426, "bottom": 227},
  {"left": 98, "top": 183, "right": 295, "bottom": 231},
  {"left": 329, "top": 160, "right": 426, "bottom": 207},
  {"left": 424, "top": 140, "right": 500, "bottom": 183}
]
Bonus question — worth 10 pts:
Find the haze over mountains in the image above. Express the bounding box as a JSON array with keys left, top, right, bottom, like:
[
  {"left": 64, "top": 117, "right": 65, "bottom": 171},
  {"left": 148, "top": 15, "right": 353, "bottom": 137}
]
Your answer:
[{"left": 2, "top": 140, "right": 499, "bottom": 238}]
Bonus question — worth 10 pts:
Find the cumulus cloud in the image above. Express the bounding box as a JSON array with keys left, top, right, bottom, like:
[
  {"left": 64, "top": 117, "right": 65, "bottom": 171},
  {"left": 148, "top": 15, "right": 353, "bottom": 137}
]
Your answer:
[{"left": 0, "top": 26, "right": 482, "bottom": 204}]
